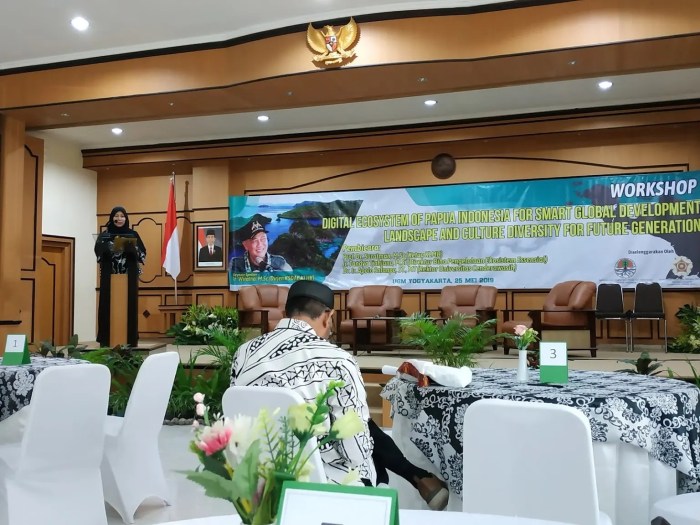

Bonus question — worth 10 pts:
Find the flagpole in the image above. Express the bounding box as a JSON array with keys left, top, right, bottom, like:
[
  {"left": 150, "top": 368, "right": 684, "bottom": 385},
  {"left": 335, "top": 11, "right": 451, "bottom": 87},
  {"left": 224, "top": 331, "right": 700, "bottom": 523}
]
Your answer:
[{"left": 172, "top": 173, "right": 178, "bottom": 305}]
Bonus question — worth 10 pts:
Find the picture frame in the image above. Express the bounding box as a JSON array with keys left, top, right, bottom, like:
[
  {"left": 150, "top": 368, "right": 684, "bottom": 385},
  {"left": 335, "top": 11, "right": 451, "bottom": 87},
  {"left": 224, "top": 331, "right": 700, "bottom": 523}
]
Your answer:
[
  {"left": 193, "top": 221, "right": 226, "bottom": 271},
  {"left": 277, "top": 481, "right": 398, "bottom": 525}
]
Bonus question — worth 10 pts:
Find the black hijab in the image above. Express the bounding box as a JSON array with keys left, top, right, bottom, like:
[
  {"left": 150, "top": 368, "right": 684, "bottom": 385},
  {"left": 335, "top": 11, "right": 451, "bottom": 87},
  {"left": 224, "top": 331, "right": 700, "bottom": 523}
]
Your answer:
[{"left": 104, "top": 206, "right": 146, "bottom": 255}]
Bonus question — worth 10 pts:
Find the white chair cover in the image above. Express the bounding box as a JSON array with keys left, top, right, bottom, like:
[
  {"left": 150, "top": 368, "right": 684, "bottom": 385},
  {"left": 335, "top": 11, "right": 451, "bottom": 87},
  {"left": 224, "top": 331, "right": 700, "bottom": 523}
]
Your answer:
[
  {"left": 222, "top": 386, "right": 326, "bottom": 483},
  {"left": 0, "top": 363, "right": 111, "bottom": 525},
  {"left": 651, "top": 492, "right": 700, "bottom": 525},
  {"left": 462, "top": 398, "right": 612, "bottom": 525},
  {"left": 101, "top": 351, "right": 180, "bottom": 523}
]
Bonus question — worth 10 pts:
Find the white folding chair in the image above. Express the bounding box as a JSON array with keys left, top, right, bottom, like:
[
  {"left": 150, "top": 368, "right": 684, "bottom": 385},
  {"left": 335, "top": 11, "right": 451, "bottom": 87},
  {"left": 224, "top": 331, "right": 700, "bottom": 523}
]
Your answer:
[
  {"left": 0, "top": 363, "right": 111, "bottom": 525},
  {"left": 222, "top": 386, "right": 326, "bottom": 483},
  {"left": 651, "top": 492, "right": 700, "bottom": 525},
  {"left": 101, "top": 351, "right": 180, "bottom": 523},
  {"left": 462, "top": 399, "right": 612, "bottom": 525}
]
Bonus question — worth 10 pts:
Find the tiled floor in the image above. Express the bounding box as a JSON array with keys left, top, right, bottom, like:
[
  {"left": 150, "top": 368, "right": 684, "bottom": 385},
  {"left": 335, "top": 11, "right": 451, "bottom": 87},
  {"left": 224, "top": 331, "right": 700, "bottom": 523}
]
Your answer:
[{"left": 105, "top": 425, "right": 234, "bottom": 524}]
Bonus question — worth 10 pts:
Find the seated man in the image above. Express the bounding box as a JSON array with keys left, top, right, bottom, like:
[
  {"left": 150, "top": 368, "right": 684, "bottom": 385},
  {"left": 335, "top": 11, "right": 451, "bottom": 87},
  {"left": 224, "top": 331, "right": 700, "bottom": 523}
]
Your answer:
[{"left": 230, "top": 280, "right": 449, "bottom": 510}]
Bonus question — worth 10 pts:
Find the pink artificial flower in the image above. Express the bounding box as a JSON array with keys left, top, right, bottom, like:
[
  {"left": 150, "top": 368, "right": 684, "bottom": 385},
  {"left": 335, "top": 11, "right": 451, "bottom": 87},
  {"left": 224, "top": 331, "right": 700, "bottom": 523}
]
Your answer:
[
  {"left": 196, "top": 403, "right": 206, "bottom": 417},
  {"left": 196, "top": 420, "right": 233, "bottom": 456},
  {"left": 193, "top": 392, "right": 205, "bottom": 403},
  {"left": 192, "top": 420, "right": 200, "bottom": 428},
  {"left": 514, "top": 324, "right": 528, "bottom": 336}
]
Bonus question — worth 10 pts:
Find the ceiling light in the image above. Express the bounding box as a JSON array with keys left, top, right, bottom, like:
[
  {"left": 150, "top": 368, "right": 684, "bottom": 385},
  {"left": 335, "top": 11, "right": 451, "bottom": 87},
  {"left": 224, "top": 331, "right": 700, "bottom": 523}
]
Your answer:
[
  {"left": 424, "top": 99, "right": 437, "bottom": 107},
  {"left": 60, "top": 112, "right": 70, "bottom": 117},
  {"left": 71, "top": 16, "right": 89, "bottom": 31},
  {"left": 257, "top": 115, "right": 269, "bottom": 122},
  {"left": 598, "top": 80, "right": 613, "bottom": 91},
  {"left": 111, "top": 127, "right": 123, "bottom": 135},
  {"left": 418, "top": 77, "right": 428, "bottom": 83}
]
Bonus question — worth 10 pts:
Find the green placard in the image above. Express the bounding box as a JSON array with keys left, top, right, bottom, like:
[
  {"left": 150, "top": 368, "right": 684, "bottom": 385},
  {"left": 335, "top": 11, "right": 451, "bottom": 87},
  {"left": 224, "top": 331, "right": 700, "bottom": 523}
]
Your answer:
[
  {"left": 277, "top": 481, "right": 399, "bottom": 525},
  {"left": 539, "top": 341, "right": 568, "bottom": 384},
  {"left": 2, "top": 334, "right": 30, "bottom": 365}
]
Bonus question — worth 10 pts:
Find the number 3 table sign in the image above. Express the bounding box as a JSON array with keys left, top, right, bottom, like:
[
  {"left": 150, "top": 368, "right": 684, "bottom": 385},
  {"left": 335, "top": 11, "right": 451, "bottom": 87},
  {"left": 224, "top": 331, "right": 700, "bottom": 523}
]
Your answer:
[
  {"left": 2, "top": 334, "right": 31, "bottom": 365},
  {"left": 539, "top": 342, "right": 568, "bottom": 383}
]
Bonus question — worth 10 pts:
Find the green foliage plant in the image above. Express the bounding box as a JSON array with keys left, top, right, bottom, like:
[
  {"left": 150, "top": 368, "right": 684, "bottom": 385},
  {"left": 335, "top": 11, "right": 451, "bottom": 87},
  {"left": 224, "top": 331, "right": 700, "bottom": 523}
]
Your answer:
[
  {"left": 616, "top": 351, "right": 664, "bottom": 375},
  {"left": 167, "top": 304, "right": 240, "bottom": 345},
  {"left": 33, "top": 334, "right": 87, "bottom": 359},
  {"left": 166, "top": 327, "right": 247, "bottom": 419},
  {"left": 668, "top": 304, "right": 700, "bottom": 353},
  {"left": 81, "top": 345, "right": 144, "bottom": 415},
  {"left": 400, "top": 313, "right": 505, "bottom": 368}
]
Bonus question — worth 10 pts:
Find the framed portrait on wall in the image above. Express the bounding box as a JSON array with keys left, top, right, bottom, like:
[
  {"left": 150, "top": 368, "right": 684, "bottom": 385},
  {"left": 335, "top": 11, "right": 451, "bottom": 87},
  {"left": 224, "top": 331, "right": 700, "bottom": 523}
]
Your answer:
[{"left": 194, "top": 222, "right": 226, "bottom": 271}]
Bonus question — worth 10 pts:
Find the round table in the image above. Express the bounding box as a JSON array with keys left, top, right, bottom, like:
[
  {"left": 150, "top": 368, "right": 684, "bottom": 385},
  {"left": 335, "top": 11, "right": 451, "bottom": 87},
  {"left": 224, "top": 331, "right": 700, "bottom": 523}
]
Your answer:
[
  {"left": 0, "top": 355, "right": 89, "bottom": 422},
  {"left": 382, "top": 368, "right": 700, "bottom": 525}
]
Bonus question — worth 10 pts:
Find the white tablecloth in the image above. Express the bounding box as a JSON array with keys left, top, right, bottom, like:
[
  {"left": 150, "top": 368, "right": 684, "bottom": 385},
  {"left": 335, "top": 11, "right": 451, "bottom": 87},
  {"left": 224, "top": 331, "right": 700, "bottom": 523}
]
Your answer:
[{"left": 163, "top": 509, "right": 575, "bottom": 525}]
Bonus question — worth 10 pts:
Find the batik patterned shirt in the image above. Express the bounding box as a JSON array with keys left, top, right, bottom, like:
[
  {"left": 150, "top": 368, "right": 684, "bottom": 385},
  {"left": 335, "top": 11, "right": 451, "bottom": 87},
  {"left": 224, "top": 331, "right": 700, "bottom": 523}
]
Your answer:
[{"left": 230, "top": 318, "right": 376, "bottom": 485}]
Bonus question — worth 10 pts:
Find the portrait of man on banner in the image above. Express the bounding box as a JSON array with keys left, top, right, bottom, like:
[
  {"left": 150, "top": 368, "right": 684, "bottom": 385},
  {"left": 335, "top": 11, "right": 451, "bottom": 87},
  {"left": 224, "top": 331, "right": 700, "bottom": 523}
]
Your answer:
[{"left": 229, "top": 214, "right": 293, "bottom": 274}]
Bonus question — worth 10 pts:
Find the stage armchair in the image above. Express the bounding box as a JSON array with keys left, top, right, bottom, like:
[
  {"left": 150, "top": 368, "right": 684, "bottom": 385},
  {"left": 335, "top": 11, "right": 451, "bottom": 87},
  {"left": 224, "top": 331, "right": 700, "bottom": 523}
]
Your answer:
[
  {"left": 237, "top": 285, "right": 289, "bottom": 333},
  {"left": 338, "top": 285, "right": 404, "bottom": 349},
  {"left": 428, "top": 284, "right": 499, "bottom": 350},
  {"left": 502, "top": 280, "right": 597, "bottom": 357}
]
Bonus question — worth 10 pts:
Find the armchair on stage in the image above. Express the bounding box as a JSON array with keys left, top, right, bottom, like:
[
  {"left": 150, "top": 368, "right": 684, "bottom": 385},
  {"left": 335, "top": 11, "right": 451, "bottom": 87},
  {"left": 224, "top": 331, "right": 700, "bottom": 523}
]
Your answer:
[
  {"left": 337, "top": 285, "right": 404, "bottom": 351},
  {"left": 430, "top": 285, "right": 499, "bottom": 350},
  {"left": 502, "top": 280, "right": 597, "bottom": 357},
  {"left": 237, "top": 285, "right": 288, "bottom": 333}
]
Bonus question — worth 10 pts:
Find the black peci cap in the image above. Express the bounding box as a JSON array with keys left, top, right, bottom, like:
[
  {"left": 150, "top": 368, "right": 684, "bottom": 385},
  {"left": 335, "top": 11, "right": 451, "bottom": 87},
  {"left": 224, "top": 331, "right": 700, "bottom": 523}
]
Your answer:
[
  {"left": 286, "top": 280, "right": 334, "bottom": 310},
  {"left": 206, "top": 229, "right": 216, "bottom": 236},
  {"left": 234, "top": 213, "right": 271, "bottom": 241}
]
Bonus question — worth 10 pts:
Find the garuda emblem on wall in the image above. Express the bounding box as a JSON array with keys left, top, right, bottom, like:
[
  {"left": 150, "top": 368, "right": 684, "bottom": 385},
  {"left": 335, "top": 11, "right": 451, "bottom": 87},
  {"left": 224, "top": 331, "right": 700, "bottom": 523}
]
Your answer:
[{"left": 306, "top": 17, "right": 359, "bottom": 67}]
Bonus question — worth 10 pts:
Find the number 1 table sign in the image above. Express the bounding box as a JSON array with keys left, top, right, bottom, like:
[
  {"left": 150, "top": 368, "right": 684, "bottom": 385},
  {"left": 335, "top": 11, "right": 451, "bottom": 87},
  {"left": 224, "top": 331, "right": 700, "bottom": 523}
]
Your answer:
[
  {"left": 539, "top": 342, "right": 568, "bottom": 383},
  {"left": 2, "top": 334, "right": 31, "bottom": 365}
]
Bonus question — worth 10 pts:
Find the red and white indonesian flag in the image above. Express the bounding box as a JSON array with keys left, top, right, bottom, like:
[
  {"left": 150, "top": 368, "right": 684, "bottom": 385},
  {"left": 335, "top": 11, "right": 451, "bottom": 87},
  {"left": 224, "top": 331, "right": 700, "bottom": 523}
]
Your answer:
[{"left": 161, "top": 179, "right": 180, "bottom": 279}]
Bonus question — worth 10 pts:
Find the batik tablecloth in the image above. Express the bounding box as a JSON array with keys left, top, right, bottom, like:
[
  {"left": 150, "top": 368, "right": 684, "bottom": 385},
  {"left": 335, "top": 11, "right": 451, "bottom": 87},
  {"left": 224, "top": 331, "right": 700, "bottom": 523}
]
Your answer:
[
  {"left": 382, "top": 368, "right": 700, "bottom": 496},
  {"left": 0, "top": 356, "right": 89, "bottom": 421}
]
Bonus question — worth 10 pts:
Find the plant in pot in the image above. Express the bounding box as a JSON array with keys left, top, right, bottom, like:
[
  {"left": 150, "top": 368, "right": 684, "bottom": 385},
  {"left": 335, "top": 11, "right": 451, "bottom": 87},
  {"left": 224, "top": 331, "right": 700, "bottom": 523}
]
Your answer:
[
  {"left": 167, "top": 304, "right": 239, "bottom": 345},
  {"left": 668, "top": 304, "right": 700, "bottom": 353},
  {"left": 33, "top": 334, "right": 87, "bottom": 359},
  {"left": 165, "top": 326, "right": 247, "bottom": 420},
  {"left": 399, "top": 313, "right": 505, "bottom": 368},
  {"left": 81, "top": 345, "right": 144, "bottom": 415},
  {"left": 616, "top": 351, "right": 665, "bottom": 375}
]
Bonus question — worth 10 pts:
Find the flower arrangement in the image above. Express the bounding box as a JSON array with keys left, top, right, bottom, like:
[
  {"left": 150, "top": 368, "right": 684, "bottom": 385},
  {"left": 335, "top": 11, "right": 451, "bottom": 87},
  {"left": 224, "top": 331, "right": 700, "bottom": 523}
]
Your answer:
[
  {"left": 184, "top": 381, "right": 364, "bottom": 525},
  {"left": 513, "top": 324, "right": 539, "bottom": 351},
  {"left": 167, "top": 304, "right": 240, "bottom": 345}
]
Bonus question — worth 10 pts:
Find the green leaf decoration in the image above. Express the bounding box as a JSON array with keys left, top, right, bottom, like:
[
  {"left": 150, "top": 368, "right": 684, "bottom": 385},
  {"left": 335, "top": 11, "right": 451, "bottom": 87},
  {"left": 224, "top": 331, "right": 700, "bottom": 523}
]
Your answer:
[
  {"left": 231, "top": 439, "right": 261, "bottom": 501},
  {"left": 183, "top": 470, "right": 235, "bottom": 502}
]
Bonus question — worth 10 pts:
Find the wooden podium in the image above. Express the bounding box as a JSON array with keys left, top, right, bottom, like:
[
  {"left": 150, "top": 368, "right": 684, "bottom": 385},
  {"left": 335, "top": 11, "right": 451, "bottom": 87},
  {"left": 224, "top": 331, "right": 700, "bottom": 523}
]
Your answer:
[
  {"left": 110, "top": 274, "right": 129, "bottom": 347},
  {"left": 97, "top": 234, "right": 139, "bottom": 348}
]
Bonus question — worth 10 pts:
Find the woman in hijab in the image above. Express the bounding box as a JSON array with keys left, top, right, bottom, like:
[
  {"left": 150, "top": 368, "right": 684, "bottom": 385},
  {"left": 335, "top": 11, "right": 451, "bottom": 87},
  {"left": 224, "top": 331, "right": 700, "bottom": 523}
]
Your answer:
[{"left": 94, "top": 206, "right": 147, "bottom": 347}]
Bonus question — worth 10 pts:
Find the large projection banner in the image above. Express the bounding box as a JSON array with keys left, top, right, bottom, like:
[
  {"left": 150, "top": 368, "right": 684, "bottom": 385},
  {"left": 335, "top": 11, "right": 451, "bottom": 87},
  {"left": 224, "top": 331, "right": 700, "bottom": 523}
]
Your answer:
[{"left": 229, "top": 171, "right": 700, "bottom": 290}]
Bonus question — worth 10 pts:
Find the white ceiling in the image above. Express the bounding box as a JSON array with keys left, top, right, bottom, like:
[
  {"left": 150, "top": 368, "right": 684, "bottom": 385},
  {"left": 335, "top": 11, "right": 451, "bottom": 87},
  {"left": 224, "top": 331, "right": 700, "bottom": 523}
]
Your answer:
[{"left": 5, "top": 0, "right": 698, "bottom": 150}]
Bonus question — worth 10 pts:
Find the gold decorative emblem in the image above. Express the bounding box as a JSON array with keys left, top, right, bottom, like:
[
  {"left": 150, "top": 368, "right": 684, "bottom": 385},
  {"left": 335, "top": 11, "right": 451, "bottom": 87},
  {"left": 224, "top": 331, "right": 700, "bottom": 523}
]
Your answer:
[{"left": 306, "top": 17, "right": 359, "bottom": 67}]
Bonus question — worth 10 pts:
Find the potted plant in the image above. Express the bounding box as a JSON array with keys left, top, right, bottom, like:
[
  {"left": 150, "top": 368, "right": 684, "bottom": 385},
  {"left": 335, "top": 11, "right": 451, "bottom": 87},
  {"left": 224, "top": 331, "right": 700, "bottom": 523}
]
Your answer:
[
  {"left": 668, "top": 304, "right": 700, "bottom": 353},
  {"left": 167, "top": 304, "right": 240, "bottom": 346},
  {"left": 399, "top": 313, "right": 505, "bottom": 368}
]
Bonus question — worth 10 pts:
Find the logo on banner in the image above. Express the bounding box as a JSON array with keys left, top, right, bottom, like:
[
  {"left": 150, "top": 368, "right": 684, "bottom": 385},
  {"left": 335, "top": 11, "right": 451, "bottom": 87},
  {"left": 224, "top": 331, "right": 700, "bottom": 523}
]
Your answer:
[
  {"left": 614, "top": 258, "right": 637, "bottom": 278},
  {"left": 671, "top": 256, "right": 693, "bottom": 277}
]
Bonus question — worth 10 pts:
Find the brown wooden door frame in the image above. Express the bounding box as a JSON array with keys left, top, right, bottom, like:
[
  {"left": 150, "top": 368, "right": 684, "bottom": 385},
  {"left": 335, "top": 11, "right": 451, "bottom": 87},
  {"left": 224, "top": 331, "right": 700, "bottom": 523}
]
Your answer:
[{"left": 38, "top": 235, "right": 75, "bottom": 344}]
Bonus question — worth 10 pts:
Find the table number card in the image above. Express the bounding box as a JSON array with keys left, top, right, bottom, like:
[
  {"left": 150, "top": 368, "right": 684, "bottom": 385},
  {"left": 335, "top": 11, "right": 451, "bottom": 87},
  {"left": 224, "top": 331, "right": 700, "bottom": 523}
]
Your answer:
[
  {"left": 2, "top": 334, "right": 30, "bottom": 365},
  {"left": 277, "top": 481, "right": 398, "bottom": 525},
  {"left": 539, "top": 341, "right": 568, "bottom": 383}
]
